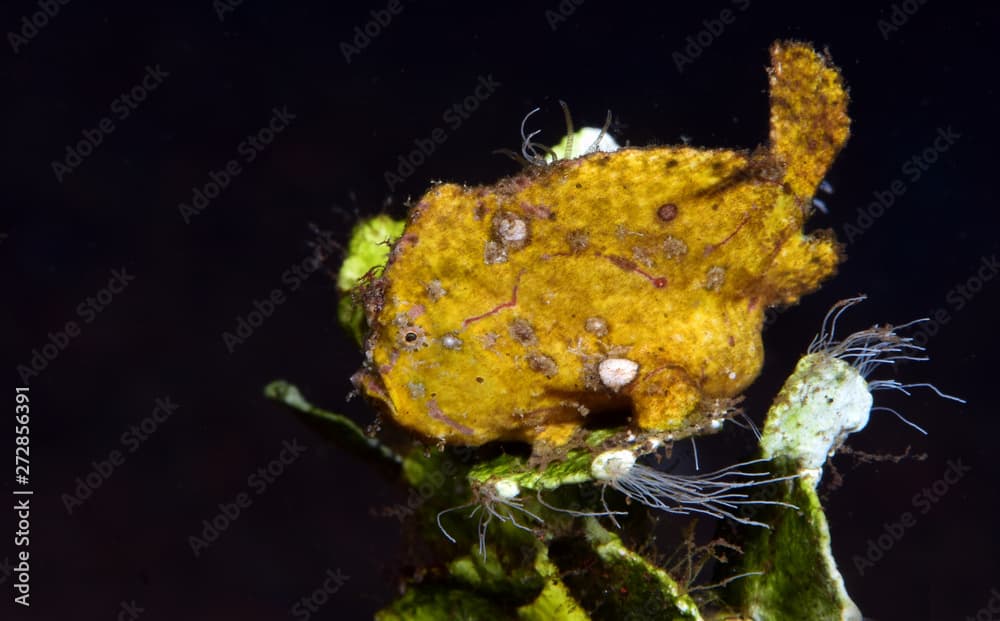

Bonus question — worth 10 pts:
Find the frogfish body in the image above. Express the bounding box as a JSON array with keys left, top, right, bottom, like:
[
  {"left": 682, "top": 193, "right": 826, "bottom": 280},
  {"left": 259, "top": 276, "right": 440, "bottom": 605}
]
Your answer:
[{"left": 353, "top": 41, "right": 850, "bottom": 451}]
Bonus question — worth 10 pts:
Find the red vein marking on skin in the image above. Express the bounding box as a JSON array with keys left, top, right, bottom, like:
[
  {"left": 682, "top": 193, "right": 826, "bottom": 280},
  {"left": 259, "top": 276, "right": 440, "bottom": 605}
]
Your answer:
[
  {"left": 765, "top": 236, "right": 787, "bottom": 264},
  {"left": 520, "top": 201, "right": 553, "bottom": 220},
  {"left": 605, "top": 255, "right": 667, "bottom": 288},
  {"left": 642, "top": 364, "right": 673, "bottom": 383},
  {"left": 639, "top": 363, "right": 695, "bottom": 391},
  {"left": 462, "top": 274, "right": 522, "bottom": 327},
  {"left": 759, "top": 238, "right": 788, "bottom": 280},
  {"left": 704, "top": 213, "right": 751, "bottom": 256},
  {"left": 758, "top": 222, "right": 796, "bottom": 279},
  {"left": 427, "top": 399, "right": 474, "bottom": 436}
]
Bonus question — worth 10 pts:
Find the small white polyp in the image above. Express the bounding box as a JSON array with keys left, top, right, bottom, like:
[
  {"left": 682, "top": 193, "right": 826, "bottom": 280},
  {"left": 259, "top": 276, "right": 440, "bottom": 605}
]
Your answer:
[
  {"left": 761, "top": 353, "right": 872, "bottom": 484},
  {"left": 493, "top": 478, "right": 520, "bottom": 500},
  {"left": 599, "top": 358, "right": 639, "bottom": 390},
  {"left": 591, "top": 449, "right": 636, "bottom": 481}
]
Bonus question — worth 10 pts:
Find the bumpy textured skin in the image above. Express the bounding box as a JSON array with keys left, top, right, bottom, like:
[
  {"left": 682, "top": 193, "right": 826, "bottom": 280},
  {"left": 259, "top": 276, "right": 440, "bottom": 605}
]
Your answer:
[{"left": 353, "top": 41, "right": 850, "bottom": 449}]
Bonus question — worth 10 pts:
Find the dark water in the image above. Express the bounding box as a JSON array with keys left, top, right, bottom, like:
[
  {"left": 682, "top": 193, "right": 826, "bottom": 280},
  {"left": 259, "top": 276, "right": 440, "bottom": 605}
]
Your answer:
[{"left": 6, "top": 1, "right": 999, "bottom": 619}]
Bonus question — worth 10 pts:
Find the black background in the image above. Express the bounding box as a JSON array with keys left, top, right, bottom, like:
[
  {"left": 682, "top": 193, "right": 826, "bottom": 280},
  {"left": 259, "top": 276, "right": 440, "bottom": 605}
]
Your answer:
[{"left": 5, "top": 1, "right": 999, "bottom": 619}]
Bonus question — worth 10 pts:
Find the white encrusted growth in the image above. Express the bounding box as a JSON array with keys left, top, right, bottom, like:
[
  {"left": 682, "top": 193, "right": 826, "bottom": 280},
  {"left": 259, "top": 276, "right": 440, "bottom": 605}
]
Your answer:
[
  {"left": 436, "top": 479, "right": 543, "bottom": 560},
  {"left": 598, "top": 358, "right": 639, "bottom": 390},
  {"left": 760, "top": 353, "right": 872, "bottom": 482},
  {"left": 588, "top": 450, "right": 796, "bottom": 528},
  {"left": 591, "top": 449, "right": 636, "bottom": 481},
  {"left": 763, "top": 295, "right": 965, "bottom": 484}
]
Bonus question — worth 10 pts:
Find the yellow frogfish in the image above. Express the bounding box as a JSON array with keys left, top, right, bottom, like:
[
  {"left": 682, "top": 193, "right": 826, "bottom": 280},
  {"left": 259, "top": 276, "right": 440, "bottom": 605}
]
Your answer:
[{"left": 352, "top": 41, "right": 850, "bottom": 451}]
